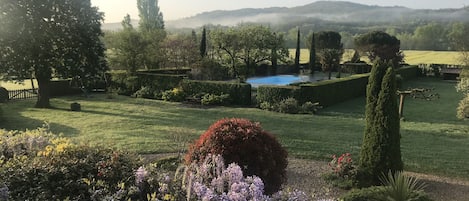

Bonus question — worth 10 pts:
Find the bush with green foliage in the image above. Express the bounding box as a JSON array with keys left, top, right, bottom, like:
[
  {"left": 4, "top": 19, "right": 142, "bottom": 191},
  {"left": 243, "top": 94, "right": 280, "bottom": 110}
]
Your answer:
[
  {"left": 457, "top": 94, "right": 469, "bottom": 119},
  {"left": 340, "top": 171, "right": 432, "bottom": 201},
  {"left": 0, "top": 127, "right": 141, "bottom": 200},
  {"left": 396, "top": 65, "right": 420, "bottom": 81},
  {"left": 300, "top": 101, "right": 320, "bottom": 114},
  {"left": 359, "top": 61, "right": 403, "bottom": 186},
  {"left": 184, "top": 118, "right": 288, "bottom": 195},
  {"left": 277, "top": 97, "right": 300, "bottom": 114},
  {"left": 108, "top": 71, "right": 185, "bottom": 97},
  {"left": 259, "top": 98, "right": 319, "bottom": 114},
  {"left": 180, "top": 80, "right": 251, "bottom": 106},
  {"left": 379, "top": 171, "right": 428, "bottom": 201},
  {"left": 200, "top": 93, "right": 230, "bottom": 106},
  {"left": 161, "top": 87, "right": 186, "bottom": 102},
  {"left": 133, "top": 86, "right": 157, "bottom": 99}
]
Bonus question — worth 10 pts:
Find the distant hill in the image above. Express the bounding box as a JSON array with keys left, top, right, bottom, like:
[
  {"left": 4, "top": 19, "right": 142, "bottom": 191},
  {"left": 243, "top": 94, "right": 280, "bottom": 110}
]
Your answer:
[
  {"left": 164, "top": 1, "right": 469, "bottom": 29},
  {"left": 102, "top": 1, "right": 469, "bottom": 31}
]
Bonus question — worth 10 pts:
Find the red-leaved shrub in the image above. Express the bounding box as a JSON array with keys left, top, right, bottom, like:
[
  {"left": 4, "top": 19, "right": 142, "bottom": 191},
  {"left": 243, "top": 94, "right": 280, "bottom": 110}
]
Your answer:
[{"left": 185, "top": 118, "right": 288, "bottom": 194}]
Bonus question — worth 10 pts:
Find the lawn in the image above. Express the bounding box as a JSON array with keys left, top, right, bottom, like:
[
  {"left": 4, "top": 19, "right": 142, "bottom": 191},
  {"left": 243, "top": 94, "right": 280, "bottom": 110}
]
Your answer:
[{"left": 1, "top": 77, "right": 468, "bottom": 181}]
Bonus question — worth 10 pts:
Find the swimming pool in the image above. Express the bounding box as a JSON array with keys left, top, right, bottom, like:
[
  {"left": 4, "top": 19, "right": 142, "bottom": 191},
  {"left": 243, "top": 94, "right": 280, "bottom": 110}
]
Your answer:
[{"left": 246, "top": 74, "right": 323, "bottom": 87}]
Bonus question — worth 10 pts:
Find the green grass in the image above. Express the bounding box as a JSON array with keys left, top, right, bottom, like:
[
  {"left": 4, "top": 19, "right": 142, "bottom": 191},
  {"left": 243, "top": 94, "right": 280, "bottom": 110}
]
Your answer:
[{"left": 1, "top": 78, "right": 468, "bottom": 180}]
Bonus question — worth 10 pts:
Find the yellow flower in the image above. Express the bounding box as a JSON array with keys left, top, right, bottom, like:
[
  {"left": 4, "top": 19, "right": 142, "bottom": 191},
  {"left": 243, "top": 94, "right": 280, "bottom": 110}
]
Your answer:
[{"left": 163, "top": 194, "right": 174, "bottom": 201}]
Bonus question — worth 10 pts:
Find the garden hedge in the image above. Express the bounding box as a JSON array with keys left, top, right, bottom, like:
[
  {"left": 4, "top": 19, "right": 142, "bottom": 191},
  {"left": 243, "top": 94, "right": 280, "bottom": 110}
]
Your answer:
[
  {"left": 298, "top": 74, "right": 369, "bottom": 107},
  {"left": 396, "top": 65, "right": 419, "bottom": 80},
  {"left": 49, "top": 80, "right": 82, "bottom": 97},
  {"left": 256, "top": 85, "right": 299, "bottom": 104},
  {"left": 180, "top": 80, "right": 251, "bottom": 106}
]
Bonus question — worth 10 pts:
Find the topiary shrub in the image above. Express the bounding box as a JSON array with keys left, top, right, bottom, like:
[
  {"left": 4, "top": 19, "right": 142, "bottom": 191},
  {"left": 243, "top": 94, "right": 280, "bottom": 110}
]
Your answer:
[
  {"left": 184, "top": 118, "right": 288, "bottom": 195},
  {"left": 359, "top": 61, "right": 403, "bottom": 186}
]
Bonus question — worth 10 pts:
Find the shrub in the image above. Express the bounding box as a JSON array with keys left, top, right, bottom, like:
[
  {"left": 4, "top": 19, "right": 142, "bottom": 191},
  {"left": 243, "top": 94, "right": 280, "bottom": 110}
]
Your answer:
[
  {"left": 0, "top": 128, "right": 142, "bottom": 200},
  {"left": 259, "top": 101, "right": 275, "bottom": 111},
  {"left": 324, "top": 153, "right": 356, "bottom": 189},
  {"left": 181, "top": 154, "right": 307, "bottom": 201},
  {"left": 457, "top": 94, "right": 469, "bottom": 119},
  {"left": 359, "top": 61, "right": 403, "bottom": 186},
  {"left": 340, "top": 186, "right": 388, "bottom": 201},
  {"left": 133, "top": 86, "right": 157, "bottom": 99},
  {"left": 184, "top": 118, "right": 288, "bottom": 195},
  {"left": 300, "top": 101, "right": 320, "bottom": 114},
  {"left": 379, "top": 171, "right": 428, "bottom": 201},
  {"left": 181, "top": 80, "right": 251, "bottom": 106},
  {"left": 200, "top": 93, "right": 230, "bottom": 106},
  {"left": 277, "top": 97, "right": 300, "bottom": 114},
  {"left": 340, "top": 183, "right": 432, "bottom": 201},
  {"left": 162, "top": 87, "right": 186, "bottom": 102}
]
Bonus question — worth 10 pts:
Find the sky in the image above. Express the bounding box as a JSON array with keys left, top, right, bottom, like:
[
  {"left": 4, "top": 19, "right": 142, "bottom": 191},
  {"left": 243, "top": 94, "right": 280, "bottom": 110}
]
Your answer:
[{"left": 90, "top": 0, "right": 469, "bottom": 23}]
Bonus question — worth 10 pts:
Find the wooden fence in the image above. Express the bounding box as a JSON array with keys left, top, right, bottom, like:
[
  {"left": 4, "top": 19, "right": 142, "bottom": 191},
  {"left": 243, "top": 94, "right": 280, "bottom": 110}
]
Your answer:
[{"left": 8, "top": 88, "right": 37, "bottom": 100}]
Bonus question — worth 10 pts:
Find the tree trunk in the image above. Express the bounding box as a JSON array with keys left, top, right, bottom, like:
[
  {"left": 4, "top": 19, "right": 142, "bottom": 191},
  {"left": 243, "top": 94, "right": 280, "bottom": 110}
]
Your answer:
[{"left": 35, "top": 78, "right": 51, "bottom": 108}]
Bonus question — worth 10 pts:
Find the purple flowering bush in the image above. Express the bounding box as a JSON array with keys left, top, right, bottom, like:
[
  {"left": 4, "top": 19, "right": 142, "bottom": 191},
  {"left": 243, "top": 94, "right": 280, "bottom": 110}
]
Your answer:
[{"left": 181, "top": 154, "right": 309, "bottom": 201}]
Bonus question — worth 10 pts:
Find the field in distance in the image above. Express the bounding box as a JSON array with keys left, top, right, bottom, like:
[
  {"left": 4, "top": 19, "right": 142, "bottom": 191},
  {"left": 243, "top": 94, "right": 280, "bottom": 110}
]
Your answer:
[{"left": 290, "top": 49, "right": 463, "bottom": 66}]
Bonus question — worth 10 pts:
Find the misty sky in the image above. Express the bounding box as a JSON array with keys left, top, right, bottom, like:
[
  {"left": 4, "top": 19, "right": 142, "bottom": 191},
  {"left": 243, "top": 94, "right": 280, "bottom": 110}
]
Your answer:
[{"left": 90, "top": 0, "right": 469, "bottom": 23}]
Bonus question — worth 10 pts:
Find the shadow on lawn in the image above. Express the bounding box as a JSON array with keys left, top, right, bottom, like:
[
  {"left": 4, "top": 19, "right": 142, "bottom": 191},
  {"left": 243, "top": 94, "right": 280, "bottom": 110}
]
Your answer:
[{"left": 2, "top": 101, "right": 79, "bottom": 136}]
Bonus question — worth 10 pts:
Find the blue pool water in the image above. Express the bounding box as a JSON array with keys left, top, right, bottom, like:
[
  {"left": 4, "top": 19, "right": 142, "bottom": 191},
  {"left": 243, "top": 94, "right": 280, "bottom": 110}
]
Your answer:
[{"left": 247, "top": 75, "right": 321, "bottom": 87}]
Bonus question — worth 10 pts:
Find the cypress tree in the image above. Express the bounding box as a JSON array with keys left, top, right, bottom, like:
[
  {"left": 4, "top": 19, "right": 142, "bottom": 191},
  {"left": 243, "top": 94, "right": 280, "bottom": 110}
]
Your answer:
[
  {"left": 294, "top": 28, "right": 301, "bottom": 73},
  {"left": 200, "top": 27, "right": 207, "bottom": 58},
  {"left": 359, "top": 60, "right": 403, "bottom": 186},
  {"left": 309, "top": 33, "right": 316, "bottom": 74}
]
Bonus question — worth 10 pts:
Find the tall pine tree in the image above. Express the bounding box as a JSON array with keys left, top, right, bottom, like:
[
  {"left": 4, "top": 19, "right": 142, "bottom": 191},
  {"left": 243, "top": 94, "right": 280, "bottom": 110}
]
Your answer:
[
  {"left": 137, "top": 0, "right": 164, "bottom": 31},
  {"left": 309, "top": 33, "right": 316, "bottom": 74},
  {"left": 294, "top": 28, "right": 301, "bottom": 74},
  {"left": 200, "top": 27, "right": 207, "bottom": 58},
  {"left": 359, "top": 60, "right": 403, "bottom": 186}
]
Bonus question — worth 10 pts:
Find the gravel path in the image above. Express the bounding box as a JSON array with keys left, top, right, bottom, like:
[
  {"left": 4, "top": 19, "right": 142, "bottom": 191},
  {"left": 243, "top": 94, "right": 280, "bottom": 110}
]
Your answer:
[
  {"left": 285, "top": 158, "right": 469, "bottom": 201},
  {"left": 146, "top": 154, "right": 469, "bottom": 200}
]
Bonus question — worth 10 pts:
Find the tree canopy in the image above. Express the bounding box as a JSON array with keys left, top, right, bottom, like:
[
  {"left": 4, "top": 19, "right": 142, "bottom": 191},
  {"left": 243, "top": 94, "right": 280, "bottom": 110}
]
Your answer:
[
  {"left": 137, "top": 0, "right": 165, "bottom": 31},
  {"left": 0, "top": 0, "right": 107, "bottom": 108},
  {"left": 313, "top": 31, "right": 344, "bottom": 79},
  {"left": 210, "top": 25, "right": 288, "bottom": 78},
  {"left": 354, "top": 31, "right": 403, "bottom": 67}
]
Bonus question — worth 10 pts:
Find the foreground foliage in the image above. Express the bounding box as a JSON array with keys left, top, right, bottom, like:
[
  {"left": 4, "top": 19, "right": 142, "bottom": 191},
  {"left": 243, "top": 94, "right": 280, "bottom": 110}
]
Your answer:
[
  {"left": 0, "top": 125, "right": 308, "bottom": 200},
  {"left": 0, "top": 127, "right": 141, "bottom": 200},
  {"left": 185, "top": 118, "right": 288, "bottom": 195}
]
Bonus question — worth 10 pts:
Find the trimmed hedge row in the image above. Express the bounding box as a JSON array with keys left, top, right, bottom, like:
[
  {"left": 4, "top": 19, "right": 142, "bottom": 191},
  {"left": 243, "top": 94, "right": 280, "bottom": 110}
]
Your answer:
[
  {"left": 256, "top": 65, "right": 420, "bottom": 108},
  {"left": 49, "top": 80, "right": 82, "bottom": 97},
  {"left": 298, "top": 74, "right": 369, "bottom": 107},
  {"left": 396, "top": 65, "right": 419, "bottom": 80},
  {"left": 257, "top": 86, "right": 299, "bottom": 104},
  {"left": 137, "top": 68, "right": 191, "bottom": 75},
  {"left": 180, "top": 80, "right": 251, "bottom": 106}
]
